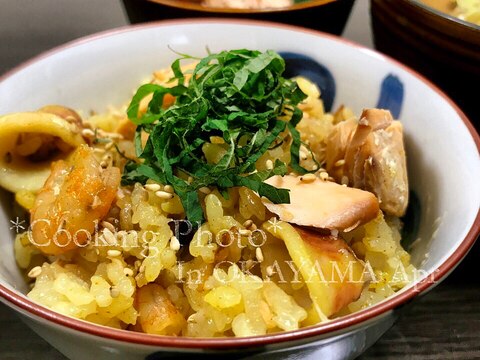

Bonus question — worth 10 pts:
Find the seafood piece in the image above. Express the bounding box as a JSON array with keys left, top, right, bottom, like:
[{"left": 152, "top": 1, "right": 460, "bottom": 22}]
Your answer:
[
  {"left": 0, "top": 108, "right": 85, "bottom": 194},
  {"left": 263, "top": 174, "right": 379, "bottom": 232},
  {"left": 326, "top": 108, "right": 409, "bottom": 216},
  {"left": 135, "top": 283, "right": 186, "bottom": 335},
  {"left": 264, "top": 221, "right": 367, "bottom": 319},
  {"left": 30, "top": 145, "right": 120, "bottom": 255}
]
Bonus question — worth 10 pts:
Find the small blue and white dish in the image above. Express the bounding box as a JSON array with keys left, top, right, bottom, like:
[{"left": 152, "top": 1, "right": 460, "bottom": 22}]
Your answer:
[{"left": 0, "top": 20, "right": 479, "bottom": 360}]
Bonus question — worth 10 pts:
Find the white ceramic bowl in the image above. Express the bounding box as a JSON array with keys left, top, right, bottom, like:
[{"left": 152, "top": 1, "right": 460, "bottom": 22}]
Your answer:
[{"left": 0, "top": 20, "right": 479, "bottom": 360}]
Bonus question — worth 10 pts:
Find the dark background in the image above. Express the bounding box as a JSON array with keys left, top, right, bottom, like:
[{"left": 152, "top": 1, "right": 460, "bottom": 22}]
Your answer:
[{"left": 0, "top": 1, "right": 478, "bottom": 359}]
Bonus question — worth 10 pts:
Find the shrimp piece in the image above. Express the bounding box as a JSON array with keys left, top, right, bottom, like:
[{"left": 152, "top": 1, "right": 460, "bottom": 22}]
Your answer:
[
  {"left": 135, "top": 284, "right": 186, "bottom": 335},
  {"left": 30, "top": 145, "right": 120, "bottom": 255}
]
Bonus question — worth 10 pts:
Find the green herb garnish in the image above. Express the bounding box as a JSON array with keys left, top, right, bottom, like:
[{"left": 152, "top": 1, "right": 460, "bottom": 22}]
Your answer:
[{"left": 123, "top": 49, "right": 309, "bottom": 224}]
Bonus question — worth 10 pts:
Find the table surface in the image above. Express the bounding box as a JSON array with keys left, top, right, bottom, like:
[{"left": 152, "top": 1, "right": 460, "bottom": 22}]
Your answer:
[{"left": 0, "top": 1, "right": 478, "bottom": 359}]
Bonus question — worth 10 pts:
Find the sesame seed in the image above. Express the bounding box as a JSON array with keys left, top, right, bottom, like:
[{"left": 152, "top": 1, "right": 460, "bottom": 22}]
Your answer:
[
  {"left": 110, "top": 286, "right": 120, "bottom": 298},
  {"left": 331, "top": 229, "right": 339, "bottom": 237},
  {"left": 239, "top": 229, "right": 252, "bottom": 236},
  {"left": 170, "top": 236, "right": 181, "bottom": 251},
  {"left": 266, "top": 266, "right": 274, "bottom": 277},
  {"left": 144, "top": 183, "right": 161, "bottom": 192},
  {"left": 300, "top": 173, "right": 316, "bottom": 182},
  {"left": 256, "top": 247, "right": 264, "bottom": 262},
  {"left": 100, "top": 160, "right": 108, "bottom": 168},
  {"left": 102, "top": 228, "right": 117, "bottom": 245},
  {"left": 155, "top": 190, "right": 174, "bottom": 200},
  {"left": 299, "top": 150, "right": 308, "bottom": 160},
  {"left": 97, "top": 129, "right": 124, "bottom": 140},
  {"left": 187, "top": 176, "right": 193, "bottom": 184},
  {"left": 199, "top": 187, "right": 211, "bottom": 194},
  {"left": 250, "top": 223, "right": 258, "bottom": 231},
  {"left": 245, "top": 259, "right": 255, "bottom": 269},
  {"left": 123, "top": 268, "right": 134, "bottom": 277},
  {"left": 107, "top": 249, "right": 121, "bottom": 257},
  {"left": 163, "top": 185, "right": 174, "bottom": 194},
  {"left": 93, "top": 148, "right": 106, "bottom": 154},
  {"left": 101, "top": 154, "right": 112, "bottom": 162},
  {"left": 111, "top": 133, "right": 124, "bottom": 140},
  {"left": 101, "top": 221, "right": 116, "bottom": 233},
  {"left": 81, "top": 128, "right": 95, "bottom": 137},
  {"left": 243, "top": 220, "right": 253, "bottom": 228},
  {"left": 319, "top": 171, "right": 329, "bottom": 181},
  {"left": 139, "top": 265, "right": 146, "bottom": 273},
  {"left": 265, "top": 159, "right": 273, "bottom": 170},
  {"left": 334, "top": 159, "right": 345, "bottom": 167},
  {"left": 105, "top": 141, "right": 115, "bottom": 150},
  {"left": 28, "top": 266, "right": 42, "bottom": 278}
]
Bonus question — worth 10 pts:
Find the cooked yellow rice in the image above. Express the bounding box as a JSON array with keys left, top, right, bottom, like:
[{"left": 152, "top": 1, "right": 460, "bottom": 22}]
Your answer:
[{"left": 14, "top": 68, "right": 417, "bottom": 337}]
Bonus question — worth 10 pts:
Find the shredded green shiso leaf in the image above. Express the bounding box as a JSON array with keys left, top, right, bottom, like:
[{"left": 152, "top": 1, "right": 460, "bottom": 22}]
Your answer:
[{"left": 122, "top": 49, "right": 310, "bottom": 224}]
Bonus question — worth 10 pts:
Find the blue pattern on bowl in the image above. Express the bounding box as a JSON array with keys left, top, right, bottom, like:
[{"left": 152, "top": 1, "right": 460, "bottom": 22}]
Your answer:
[
  {"left": 279, "top": 52, "right": 336, "bottom": 112},
  {"left": 376, "top": 74, "right": 404, "bottom": 118},
  {"left": 280, "top": 53, "right": 404, "bottom": 119}
]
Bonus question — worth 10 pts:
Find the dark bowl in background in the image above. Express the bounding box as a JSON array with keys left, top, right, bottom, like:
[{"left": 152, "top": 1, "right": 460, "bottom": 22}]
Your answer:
[
  {"left": 371, "top": 0, "right": 480, "bottom": 124},
  {"left": 121, "top": 0, "right": 356, "bottom": 35}
]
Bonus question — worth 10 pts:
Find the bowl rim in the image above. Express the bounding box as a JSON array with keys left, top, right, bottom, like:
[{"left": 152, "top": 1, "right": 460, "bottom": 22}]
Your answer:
[
  {"left": 146, "top": 0, "right": 338, "bottom": 14},
  {"left": 0, "top": 18, "right": 479, "bottom": 350}
]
